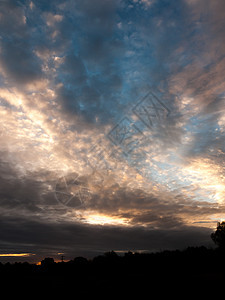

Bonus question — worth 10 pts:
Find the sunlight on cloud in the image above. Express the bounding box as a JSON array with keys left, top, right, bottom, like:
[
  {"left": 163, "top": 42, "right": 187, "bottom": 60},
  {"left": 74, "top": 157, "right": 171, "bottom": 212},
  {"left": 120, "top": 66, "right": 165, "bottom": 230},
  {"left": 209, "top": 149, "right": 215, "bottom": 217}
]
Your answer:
[
  {"left": 181, "top": 158, "right": 225, "bottom": 204},
  {"left": 80, "top": 211, "right": 130, "bottom": 226},
  {"left": 0, "top": 81, "right": 224, "bottom": 229},
  {"left": 0, "top": 253, "right": 34, "bottom": 257},
  {"left": 0, "top": 0, "right": 225, "bottom": 249}
]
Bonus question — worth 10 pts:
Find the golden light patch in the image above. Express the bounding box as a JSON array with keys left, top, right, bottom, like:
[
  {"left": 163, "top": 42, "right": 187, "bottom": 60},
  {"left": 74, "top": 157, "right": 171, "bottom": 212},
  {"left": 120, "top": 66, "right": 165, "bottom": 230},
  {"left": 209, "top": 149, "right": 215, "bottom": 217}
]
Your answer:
[
  {"left": 81, "top": 212, "right": 130, "bottom": 226},
  {"left": 182, "top": 158, "right": 225, "bottom": 203},
  {"left": 0, "top": 253, "right": 34, "bottom": 257},
  {"left": 136, "top": 173, "right": 143, "bottom": 180}
]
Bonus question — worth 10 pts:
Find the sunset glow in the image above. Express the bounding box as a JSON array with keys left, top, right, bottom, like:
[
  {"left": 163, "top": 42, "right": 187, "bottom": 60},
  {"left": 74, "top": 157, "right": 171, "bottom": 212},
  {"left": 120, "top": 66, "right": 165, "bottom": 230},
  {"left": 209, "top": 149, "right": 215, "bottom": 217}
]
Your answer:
[
  {"left": 0, "top": 0, "right": 225, "bottom": 261},
  {"left": 0, "top": 253, "right": 34, "bottom": 257},
  {"left": 81, "top": 212, "right": 130, "bottom": 226}
]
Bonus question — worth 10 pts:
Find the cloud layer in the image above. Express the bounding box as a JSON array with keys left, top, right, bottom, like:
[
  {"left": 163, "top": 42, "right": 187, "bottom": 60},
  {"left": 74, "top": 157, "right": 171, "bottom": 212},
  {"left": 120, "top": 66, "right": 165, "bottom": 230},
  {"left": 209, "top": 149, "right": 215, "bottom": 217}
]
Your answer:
[{"left": 0, "top": 0, "right": 225, "bottom": 261}]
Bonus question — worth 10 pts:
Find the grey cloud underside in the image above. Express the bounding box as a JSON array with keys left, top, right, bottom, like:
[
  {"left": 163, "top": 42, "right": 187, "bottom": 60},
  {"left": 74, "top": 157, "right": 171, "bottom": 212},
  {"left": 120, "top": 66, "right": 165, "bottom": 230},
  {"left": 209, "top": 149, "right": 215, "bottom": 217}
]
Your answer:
[
  {"left": 0, "top": 148, "right": 218, "bottom": 257},
  {"left": 1, "top": 153, "right": 215, "bottom": 256},
  {"left": 0, "top": 156, "right": 223, "bottom": 228},
  {"left": 0, "top": 215, "right": 213, "bottom": 260}
]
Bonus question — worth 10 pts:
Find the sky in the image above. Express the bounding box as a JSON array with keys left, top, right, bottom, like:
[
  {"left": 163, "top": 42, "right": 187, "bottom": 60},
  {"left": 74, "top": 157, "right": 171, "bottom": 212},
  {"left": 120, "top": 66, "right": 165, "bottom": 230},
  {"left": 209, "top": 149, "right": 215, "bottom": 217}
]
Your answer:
[{"left": 0, "top": 0, "right": 225, "bottom": 263}]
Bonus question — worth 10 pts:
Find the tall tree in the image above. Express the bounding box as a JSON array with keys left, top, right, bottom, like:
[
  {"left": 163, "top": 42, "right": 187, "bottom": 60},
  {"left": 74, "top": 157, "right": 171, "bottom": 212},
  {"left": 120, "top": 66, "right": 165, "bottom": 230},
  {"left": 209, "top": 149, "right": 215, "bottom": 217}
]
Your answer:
[{"left": 211, "top": 222, "right": 225, "bottom": 249}]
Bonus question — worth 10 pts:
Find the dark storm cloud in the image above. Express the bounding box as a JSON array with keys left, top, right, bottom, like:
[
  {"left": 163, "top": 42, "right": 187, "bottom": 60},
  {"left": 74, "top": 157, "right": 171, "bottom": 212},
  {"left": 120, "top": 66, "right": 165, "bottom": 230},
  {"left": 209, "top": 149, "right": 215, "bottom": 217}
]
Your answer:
[
  {"left": 0, "top": 157, "right": 43, "bottom": 212},
  {"left": 0, "top": 149, "right": 59, "bottom": 214},
  {"left": 0, "top": 154, "right": 218, "bottom": 258},
  {"left": 0, "top": 214, "right": 213, "bottom": 261}
]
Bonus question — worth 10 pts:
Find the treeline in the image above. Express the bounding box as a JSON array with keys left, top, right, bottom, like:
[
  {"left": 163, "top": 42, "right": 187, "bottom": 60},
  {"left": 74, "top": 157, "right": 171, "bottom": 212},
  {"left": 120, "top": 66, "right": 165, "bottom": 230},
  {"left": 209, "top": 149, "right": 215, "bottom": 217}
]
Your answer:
[{"left": 1, "top": 247, "right": 225, "bottom": 297}]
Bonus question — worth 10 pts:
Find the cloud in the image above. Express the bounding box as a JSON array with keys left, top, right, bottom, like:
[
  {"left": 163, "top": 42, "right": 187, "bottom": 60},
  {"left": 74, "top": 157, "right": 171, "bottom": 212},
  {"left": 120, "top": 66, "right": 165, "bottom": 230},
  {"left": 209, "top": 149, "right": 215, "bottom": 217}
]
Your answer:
[
  {"left": 0, "top": 1, "right": 44, "bottom": 86},
  {"left": 166, "top": 0, "right": 225, "bottom": 163},
  {"left": 0, "top": 213, "right": 214, "bottom": 262},
  {"left": 0, "top": 0, "right": 225, "bottom": 260},
  {"left": 51, "top": 0, "right": 125, "bottom": 125}
]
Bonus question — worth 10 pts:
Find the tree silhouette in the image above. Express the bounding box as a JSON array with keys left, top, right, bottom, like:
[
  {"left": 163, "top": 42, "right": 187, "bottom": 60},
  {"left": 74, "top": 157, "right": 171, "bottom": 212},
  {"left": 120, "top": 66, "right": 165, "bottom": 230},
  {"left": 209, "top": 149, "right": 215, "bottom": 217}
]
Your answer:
[{"left": 211, "top": 221, "right": 225, "bottom": 249}]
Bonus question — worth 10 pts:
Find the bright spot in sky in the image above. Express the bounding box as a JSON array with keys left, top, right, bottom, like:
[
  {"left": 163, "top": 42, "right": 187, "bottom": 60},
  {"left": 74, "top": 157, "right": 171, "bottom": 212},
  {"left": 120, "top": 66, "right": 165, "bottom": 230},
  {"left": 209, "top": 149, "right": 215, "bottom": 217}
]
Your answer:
[{"left": 81, "top": 212, "right": 130, "bottom": 226}]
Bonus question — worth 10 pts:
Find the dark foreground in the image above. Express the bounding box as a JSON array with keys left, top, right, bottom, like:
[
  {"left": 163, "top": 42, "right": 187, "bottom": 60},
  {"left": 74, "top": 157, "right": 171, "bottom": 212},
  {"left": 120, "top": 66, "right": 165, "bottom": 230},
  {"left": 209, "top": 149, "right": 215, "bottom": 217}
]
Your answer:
[{"left": 1, "top": 247, "right": 225, "bottom": 297}]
